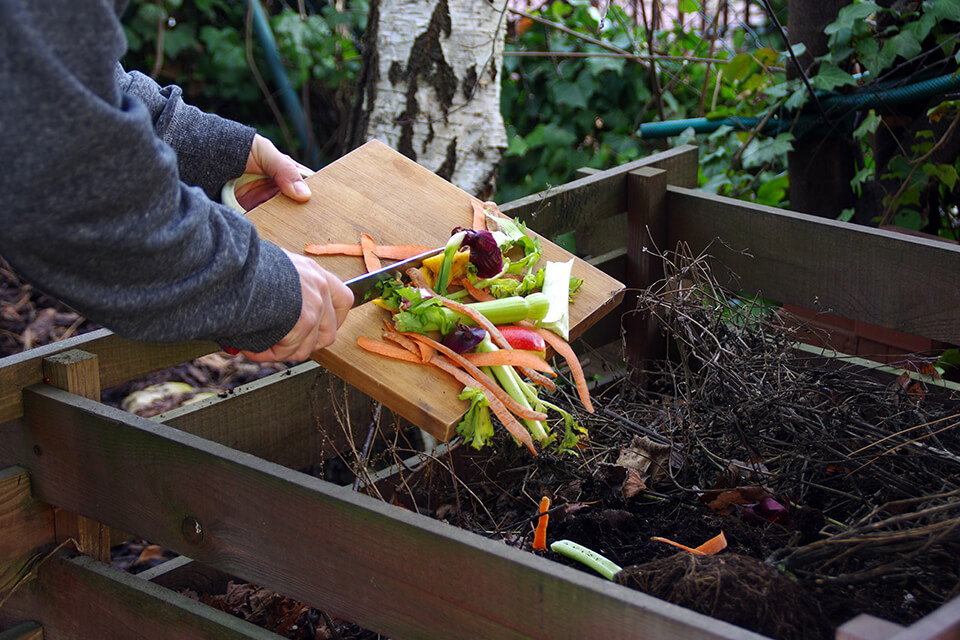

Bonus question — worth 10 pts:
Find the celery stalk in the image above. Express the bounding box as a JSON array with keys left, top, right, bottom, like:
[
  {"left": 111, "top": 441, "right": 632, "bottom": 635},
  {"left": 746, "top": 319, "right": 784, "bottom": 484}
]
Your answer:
[
  {"left": 475, "top": 337, "right": 549, "bottom": 441},
  {"left": 393, "top": 292, "right": 550, "bottom": 334}
]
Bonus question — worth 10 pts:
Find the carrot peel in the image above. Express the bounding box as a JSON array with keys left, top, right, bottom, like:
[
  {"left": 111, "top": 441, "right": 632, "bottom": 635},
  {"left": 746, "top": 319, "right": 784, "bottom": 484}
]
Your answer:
[
  {"left": 651, "top": 531, "right": 727, "bottom": 556},
  {"left": 532, "top": 496, "right": 551, "bottom": 550}
]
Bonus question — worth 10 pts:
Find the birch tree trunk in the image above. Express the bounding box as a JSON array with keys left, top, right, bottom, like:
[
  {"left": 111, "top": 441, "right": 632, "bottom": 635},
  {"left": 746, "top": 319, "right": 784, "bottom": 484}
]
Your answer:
[{"left": 349, "top": 0, "right": 508, "bottom": 199}]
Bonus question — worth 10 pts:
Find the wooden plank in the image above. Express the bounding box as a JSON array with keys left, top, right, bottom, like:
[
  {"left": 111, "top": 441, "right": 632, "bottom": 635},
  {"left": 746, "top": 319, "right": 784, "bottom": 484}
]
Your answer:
[
  {"left": 5, "top": 386, "right": 767, "bottom": 640},
  {"left": 836, "top": 614, "right": 903, "bottom": 640},
  {"left": 0, "top": 552, "right": 280, "bottom": 640},
  {"left": 0, "top": 329, "right": 217, "bottom": 425},
  {"left": 247, "top": 140, "right": 625, "bottom": 441},
  {"left": 500, "top": 145, "right": 698, "bottom": 237},
  {"left": 0, "top": 621, "right": 43, "bottom": 640},
  {"left": 625, "top": 168, "right": 669, "bottom": 377},
  {"left": 889, "top": 596, "right": 960, "bottom": 640},
  {"left": 158, "top": 362, "right": 376, "bottom": 470},
  {"left": 138, "top": 556, "right": 236, "bottom": 595},
  {"left": 667, "top": 187, "right": 960, "bottom": 344},
  {"left": 42, "top": 350, "right": 110, "bottom": 562},
  {"left": 0, "top": 467, "right": 55, "bottom": 593}
]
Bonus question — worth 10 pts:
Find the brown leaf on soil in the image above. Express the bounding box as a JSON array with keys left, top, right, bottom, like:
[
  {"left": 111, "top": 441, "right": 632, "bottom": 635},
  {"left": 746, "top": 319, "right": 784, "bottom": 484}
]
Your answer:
[{"left": 616, "top": 435, "right": 672, "bottom": 485}]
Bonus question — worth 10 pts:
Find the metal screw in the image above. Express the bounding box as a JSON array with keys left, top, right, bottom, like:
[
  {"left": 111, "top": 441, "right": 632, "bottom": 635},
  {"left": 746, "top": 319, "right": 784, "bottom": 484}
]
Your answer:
[
  {"left": 32, "top": 445, "right": 42, "bottom": 456},
  {"left": 181, "top": 516, "right": 204, "bottom": 544}
]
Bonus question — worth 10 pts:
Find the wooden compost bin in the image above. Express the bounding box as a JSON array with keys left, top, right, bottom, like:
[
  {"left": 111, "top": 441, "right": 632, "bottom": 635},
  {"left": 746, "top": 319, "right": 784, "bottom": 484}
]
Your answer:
[{"left": 0, "top": 145, "right": 959, "bottom": 640}]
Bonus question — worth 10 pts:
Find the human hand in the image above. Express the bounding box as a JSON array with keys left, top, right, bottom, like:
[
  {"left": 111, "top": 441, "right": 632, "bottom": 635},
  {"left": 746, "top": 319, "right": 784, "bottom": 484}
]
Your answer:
[
  {"left": 241, "top": 250, "right": 354, "bottom": 362},
  {"left": 235, "top": 134, "right": 314, "bottom": 211}
]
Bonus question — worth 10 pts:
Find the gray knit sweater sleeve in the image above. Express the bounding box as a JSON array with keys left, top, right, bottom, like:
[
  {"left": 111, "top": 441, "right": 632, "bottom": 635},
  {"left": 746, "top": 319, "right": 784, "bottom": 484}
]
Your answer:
[{"left": 0, "top": 0, "right": 302, "bottom": 352}]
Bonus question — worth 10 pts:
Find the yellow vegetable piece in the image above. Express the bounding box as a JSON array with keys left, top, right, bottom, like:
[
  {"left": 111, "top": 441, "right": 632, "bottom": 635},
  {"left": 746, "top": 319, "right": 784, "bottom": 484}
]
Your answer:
[{"left": 422, "top": 248, "right": 471, "bottom": 281}]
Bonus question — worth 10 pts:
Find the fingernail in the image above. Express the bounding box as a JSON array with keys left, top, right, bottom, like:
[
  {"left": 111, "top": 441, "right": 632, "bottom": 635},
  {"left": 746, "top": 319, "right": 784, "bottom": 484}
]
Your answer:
[{"left": 293, "top": 181, "right": 311, "bottom": 197}]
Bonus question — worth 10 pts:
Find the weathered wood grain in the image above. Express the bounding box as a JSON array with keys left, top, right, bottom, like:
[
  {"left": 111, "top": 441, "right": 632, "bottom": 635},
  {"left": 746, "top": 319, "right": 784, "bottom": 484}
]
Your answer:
[
  {"left": 0, "top": 553, "right": 279, "bottom": 640},
  {"left": 5, "top": 386, "right": 765, "bottom": 640},
  {"left": 42, "top": 350, "right": 110, "bottom": 563},
  {"left": 0, "top": 330, "right": 217, "bottom": 425},
  {"left": 247, "top": 140, "right": 625, "bottom": 441},
  {"left": 667, "top": 187, "right": 960, "bottom": 344},
  {"left": 0, "top": 467, "right": 54, "bottom": 593}
]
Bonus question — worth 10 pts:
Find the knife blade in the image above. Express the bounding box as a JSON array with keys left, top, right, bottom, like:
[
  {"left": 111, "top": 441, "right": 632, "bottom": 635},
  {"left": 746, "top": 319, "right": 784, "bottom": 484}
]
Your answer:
[{"left": 344, "top": 246, "right": 445, "bottom": 308}]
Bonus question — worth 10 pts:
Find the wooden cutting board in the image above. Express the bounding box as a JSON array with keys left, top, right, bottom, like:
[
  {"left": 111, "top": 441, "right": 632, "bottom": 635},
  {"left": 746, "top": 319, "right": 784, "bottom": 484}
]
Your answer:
[{"left": 247, "top": 140, "right": 624, "bottom": 440}]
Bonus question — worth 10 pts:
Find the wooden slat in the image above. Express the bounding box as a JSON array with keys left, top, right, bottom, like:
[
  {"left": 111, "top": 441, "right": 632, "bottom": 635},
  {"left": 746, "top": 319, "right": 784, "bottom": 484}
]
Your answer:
[
  {"left": 0, "top": 329, "right": 217, "bottom": 425},
  {"left": 42, "top": 350, "right": 110, "bottom": 563},
  {"left": 890, "top": 596, "right": 960, "bottom": 640},
  {"left": 158, "top": 362, "right": 376, "bottom": 470},
  {"left": 138, "top": 556, "right": 236, "bottom": 595},
  {"left": 837, "top": 614, "right": 904, "bottom": 640},
  {"left": 0, "top": 621, "right": 43, "bottom": 640},
  {"left": 0, "top": 552, "right": 280, "bottom": 640},
  {"left": 0, "top": 467, "right": 55, "bottom": 593},
  {"left": 4, "top": 386, "right": 767, "bottom": 640},
  {"left": 667, "top": 187, "right": 960, "bottom": 344},
  {"left": 501, "top": 145, "right": 699, "bottom": 237}
]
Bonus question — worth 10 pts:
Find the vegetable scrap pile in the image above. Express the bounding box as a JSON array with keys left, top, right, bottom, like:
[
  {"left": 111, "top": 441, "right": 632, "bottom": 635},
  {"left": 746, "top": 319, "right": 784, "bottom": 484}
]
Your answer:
[
  {"left": 306, "top": 201, "right": 592, "bottom": 454},
  {"left": 372, "top": 244, "right": 960, "bottom": 635}
]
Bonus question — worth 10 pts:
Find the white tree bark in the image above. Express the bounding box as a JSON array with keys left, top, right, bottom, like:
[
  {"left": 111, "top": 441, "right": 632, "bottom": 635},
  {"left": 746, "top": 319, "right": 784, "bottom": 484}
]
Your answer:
[{"left": 352, "top": 0, "right": 508, "bottom": 198}]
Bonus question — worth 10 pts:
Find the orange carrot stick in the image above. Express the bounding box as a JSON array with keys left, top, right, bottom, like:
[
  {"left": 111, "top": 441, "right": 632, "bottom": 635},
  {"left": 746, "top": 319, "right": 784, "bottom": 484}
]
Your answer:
[
  {"left": 305, "top": 242, "right": 435, "bottom": 260},
  {"left": 360, "top": 234, "right": 381, "bottom": 272},
  {"left": 532, "top": 496, "right": 551, "bottom": 550},
  {"left": 357, "top": 336, "right": 422, "bottom": 364},
  {"left": 520, "top": 323, "right": 594, "bottom": 413},
  {"left": 403, "top": 332, "right": 547, "bottom": 422},
  {"left": 462, "top": 350, "right": 556, "bottom": 375},
  {"left": 651, "top": 531, "right": 727, "bottom": 556},
  {"left": 457, "top": 277, "right": 496, "bottom": 302},
  {"left": 428, "top": 354, "right": 537, "bottom": 455}
]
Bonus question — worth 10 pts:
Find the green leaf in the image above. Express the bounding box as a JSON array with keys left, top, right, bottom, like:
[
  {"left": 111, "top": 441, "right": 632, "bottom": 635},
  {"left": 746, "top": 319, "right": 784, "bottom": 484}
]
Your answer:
[
  {"left": 854, "top": 111, "right": 882, "bottom": 138},
  {"left": 927, "top": 0, "right": 960, "bottom": 20},
  {"left": 741, "top": 133, "right": 794, "bottom": 169},
  {"left": 552, "top": 81, "right": 588, "bottom": 109},
  {"left": 812, "top": 62, "right": 858, "bottom": 91},
  {"left": 756, "top": 173, "right": 788, "bottom": 206},
  {"left": 826, "top": 2, "right": 883, "bottom": 35},
  {"left": 893, "top": 208, "right": 923, "bottom": 230},
  {"left": 837, "top": 208, "right": 855, "bottom": 222},
  {"left": 883, "top": 30, "right": 923, "bottom": 62}
]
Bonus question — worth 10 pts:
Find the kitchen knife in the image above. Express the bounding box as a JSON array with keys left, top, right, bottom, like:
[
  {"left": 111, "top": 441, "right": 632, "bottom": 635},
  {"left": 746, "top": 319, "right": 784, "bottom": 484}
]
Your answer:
[{"left": 344, "top": 246, "right": 444, "bottom": 307}]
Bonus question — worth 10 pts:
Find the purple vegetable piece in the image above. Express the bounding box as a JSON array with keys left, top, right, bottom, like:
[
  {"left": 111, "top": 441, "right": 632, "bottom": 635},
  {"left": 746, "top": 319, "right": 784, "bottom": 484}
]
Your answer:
[
  {"left": 442, "top": 323, "right": 487, "bottom": 353},
  {"left": 742, "top": 497, "right": 788, "bottom": 525},
  {"left": 454, "top": 227, "right": 502, "bottom": 278}
]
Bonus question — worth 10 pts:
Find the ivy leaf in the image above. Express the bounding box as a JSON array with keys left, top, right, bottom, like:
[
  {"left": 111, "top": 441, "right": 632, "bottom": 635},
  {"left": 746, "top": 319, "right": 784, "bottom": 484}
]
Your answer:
[
  {"left": 756, "top": 173, "right": 788, "bottom": 206},
  {"left": 825, "top": 2, "right": 883, "bottom": 35},
  {"left": 812, "top": 62, "right": 858, "bottom": 91},
  {"left": 741, "top": 133, "right": 794, "bottom": 169},
  {"left": 923, "top": 163, "right": 959, "bottom": 191},
  {"left": 552, "top": 80, "right": 588, "bottom": 109},
  {"left": 883, "top": 30, "right": 923, "bottom": 63},
  {"left": 927, "top": 0, "right": 960, "bottom": 20}
]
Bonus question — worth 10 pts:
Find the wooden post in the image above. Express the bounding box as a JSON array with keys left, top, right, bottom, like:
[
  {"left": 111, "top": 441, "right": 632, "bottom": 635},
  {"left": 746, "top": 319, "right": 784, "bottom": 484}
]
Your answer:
[
  {"left": 625, "top": 167, "right": 668, "bottom": 382},
  {"left": 42, "top": 349, "right": 111, "bottom": 563}
]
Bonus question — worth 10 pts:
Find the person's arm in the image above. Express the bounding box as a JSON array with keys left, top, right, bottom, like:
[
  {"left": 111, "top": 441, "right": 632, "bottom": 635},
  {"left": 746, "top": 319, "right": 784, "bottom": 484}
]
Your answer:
[{"left": 0, "top": 1, "right": 347, "bottom": 355}]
